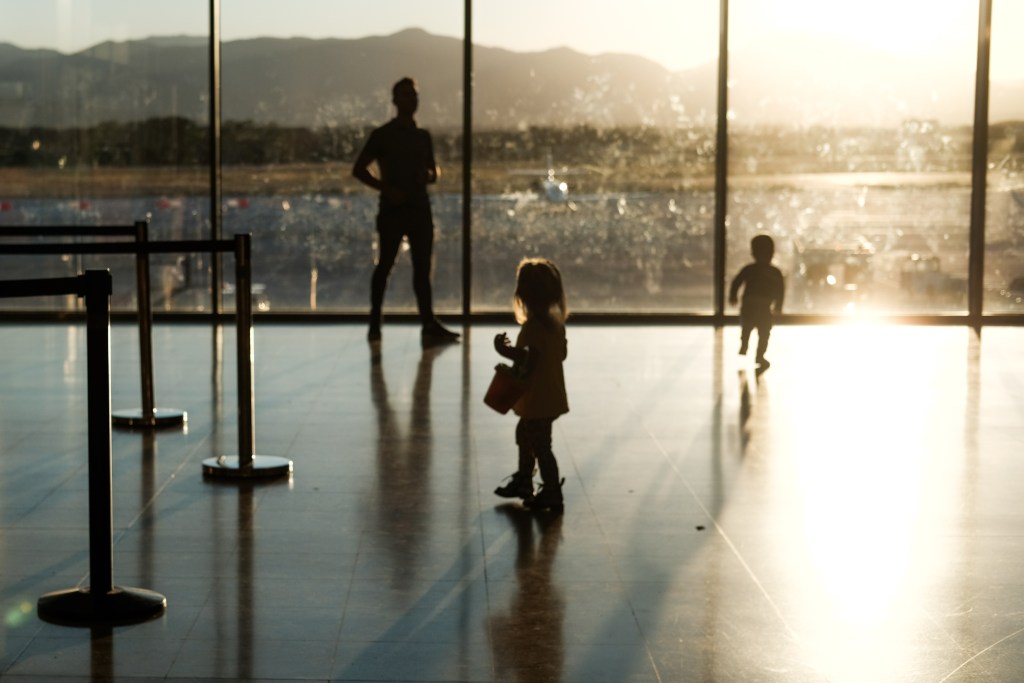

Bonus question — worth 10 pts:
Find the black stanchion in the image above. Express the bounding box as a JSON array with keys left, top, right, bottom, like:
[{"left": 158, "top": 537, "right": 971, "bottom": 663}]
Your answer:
[
  {"left": 0, "top": 222, "right": 186, "bottom": 430},
  {"left": 111, "top": 221, "right": 187, "bottom": 428},
  {"left": 0, "top": 270, "right": 167, "bottom": 626},
  {"left": 202, "top": 234, "right": 292, "bottom": 479},
  {"left": 0, "top": 231, "right": 293, "bottom": 479}
]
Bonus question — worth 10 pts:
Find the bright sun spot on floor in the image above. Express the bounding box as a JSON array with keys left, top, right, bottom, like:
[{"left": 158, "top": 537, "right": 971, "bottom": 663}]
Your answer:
[{"left": 778, "top": 324, "right": 959, "bottom": 680}]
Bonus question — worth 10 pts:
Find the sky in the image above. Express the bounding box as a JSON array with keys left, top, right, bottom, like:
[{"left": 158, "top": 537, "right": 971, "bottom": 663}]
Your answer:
[{"left": 2, "top": 0, "right": 1022, "bottom": 79}]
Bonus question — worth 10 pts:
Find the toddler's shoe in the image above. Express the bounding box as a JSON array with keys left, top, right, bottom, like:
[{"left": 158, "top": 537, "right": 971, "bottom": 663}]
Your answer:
[
  {"left": 524, "top": 478, "right": 565, "bottom": 514},
  {"left": 494, "top": 472, "right": 534, "bottom": 499}
]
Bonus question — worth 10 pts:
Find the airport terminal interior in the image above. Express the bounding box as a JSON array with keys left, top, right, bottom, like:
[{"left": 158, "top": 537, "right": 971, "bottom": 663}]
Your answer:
[
  {"left": 0, "top": 320, "right": 1023, "bottom": 682},
  {"left": 3, "top": 2, "right": 1024, "bottom": 681}
]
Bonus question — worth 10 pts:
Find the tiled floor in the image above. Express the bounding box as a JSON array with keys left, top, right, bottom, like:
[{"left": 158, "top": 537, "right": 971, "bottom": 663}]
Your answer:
[{"left": 0, "top": 321, "right": 1023, "bottom": 682}]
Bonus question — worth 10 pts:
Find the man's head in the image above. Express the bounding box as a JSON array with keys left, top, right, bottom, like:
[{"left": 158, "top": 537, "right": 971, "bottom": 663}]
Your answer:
[{"left": 392, "top": 77, "right": 419, "bottom": 117}]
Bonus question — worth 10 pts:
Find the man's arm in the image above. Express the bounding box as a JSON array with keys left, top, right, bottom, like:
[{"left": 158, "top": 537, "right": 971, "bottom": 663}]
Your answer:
[
  {"left": 424, "top": 131, "right": 439, "bottom": 185},
  {"left": 352, "top": 136, "right": 383, "bottom": 192}
]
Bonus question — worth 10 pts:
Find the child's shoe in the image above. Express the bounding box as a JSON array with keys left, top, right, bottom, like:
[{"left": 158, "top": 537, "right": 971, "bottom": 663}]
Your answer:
[
  {"left": 494, "top": 472, "right": 534, "bottom": 499},
  {"left": 524, "top": 478, "right": 565, "bottom": 514}
]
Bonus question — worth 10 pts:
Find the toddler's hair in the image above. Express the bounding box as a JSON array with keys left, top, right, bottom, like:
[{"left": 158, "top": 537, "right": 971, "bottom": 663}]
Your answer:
[
  {"left": 513, "top": 258, "right": 568, "bottom": 325},
  {"left": 751, "top": 234, "right": 775, "bottom": 261}
]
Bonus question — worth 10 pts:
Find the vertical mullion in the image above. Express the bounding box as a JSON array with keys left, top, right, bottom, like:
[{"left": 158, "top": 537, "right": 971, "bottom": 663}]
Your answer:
[
  {"left": 209, "top": 0, "right": 223, "bottom": 315},
  {"left": 968, "top": 0, "right": 993, "bottom": 329},
  {"left": 713, "top": 0, "right": 729, "bottom": 321},
  {"left": 462, "top": 0, "right": 473, "bottom": 318}
]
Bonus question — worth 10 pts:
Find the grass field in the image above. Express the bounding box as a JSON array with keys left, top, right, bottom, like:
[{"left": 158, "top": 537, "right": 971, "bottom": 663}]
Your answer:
[{"left": 0, "top": 162, "right": 722, "bottom": 199}]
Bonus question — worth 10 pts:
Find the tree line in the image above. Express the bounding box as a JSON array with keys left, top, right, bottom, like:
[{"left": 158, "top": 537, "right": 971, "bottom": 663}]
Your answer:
[{"left": 3, "top": 116, "right": 1018, "bottom": 175}]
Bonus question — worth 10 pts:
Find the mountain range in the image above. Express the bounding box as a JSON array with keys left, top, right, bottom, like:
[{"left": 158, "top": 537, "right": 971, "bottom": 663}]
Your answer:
[{"left": 0, "top": 28, "right": 1021, "bottom": 130}]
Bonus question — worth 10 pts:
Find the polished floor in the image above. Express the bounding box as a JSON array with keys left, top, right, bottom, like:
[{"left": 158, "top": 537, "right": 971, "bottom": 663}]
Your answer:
[{"left": 0, "top": 321, "right": 1023, "bottom": 682}]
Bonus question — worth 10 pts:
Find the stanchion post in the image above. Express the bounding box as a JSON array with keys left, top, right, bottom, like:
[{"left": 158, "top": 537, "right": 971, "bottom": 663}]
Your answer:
[
  {"left": 136, "top": 220, "right": 155, "bottom": 419},
  {"left": 111, "top": 221, "right": 187, "bottom": 429},
  {"left": 86, "top": 269, "right": 114, "bottom": 597},
  {"left": 38, "top": 270, "right": 167, "bottom": 626},
  {"left": 236, "top": 232, "right": 255, "bottom": 467},
  {"left": 201, "top": 234, "right": 292, "bottom": 479}
]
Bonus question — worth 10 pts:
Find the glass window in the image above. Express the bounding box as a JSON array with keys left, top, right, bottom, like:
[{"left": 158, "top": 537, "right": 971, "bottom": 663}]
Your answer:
[
  {"left": 0, "top": 0, "right": 210, "bottom": 312},
  {"left": 221, "top": 0, "right": 462, "bottom": 313},
  {"left": 470, "top": 1, "right": 718, "bottom": 313},
  {"left": 985, "top": 1, "right": 1024, "bottom": 314},
  {"left": 728, "top": 0, "right": 977, "bottom": 317}
]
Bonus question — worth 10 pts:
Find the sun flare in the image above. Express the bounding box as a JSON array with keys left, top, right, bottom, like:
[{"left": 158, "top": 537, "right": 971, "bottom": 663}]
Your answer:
[{"left": 744, "top": 0, "right": 978, "bottom": 55}]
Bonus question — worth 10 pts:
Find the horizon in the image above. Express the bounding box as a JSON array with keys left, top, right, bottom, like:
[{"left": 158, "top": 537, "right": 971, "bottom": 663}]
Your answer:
[
  {"left": 1, "top": 26, "right": 1021, "bottom": 129},
  {"left": 4, "top": 27, "right": 1024, "bottom": 87},
  {"left": 3, "top": 1, "right": 1023, "bottom": 80}
]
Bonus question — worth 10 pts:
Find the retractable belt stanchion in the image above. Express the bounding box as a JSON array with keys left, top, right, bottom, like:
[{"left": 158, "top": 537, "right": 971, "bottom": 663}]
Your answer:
[
  {"left": 0, "top": 234, "right": 292, "bottom": 479},
  {"left": 0, "top": 270, "right": 166, "bottom": 626},
  {"left": 202, "top": 234, "right": 293, "bottom": 479},
  {"left": 0, "top": 223, "right": 187, "bottom": 429},
  {"left": 112, "top": 220, "right": 188, "bottom": 428}
]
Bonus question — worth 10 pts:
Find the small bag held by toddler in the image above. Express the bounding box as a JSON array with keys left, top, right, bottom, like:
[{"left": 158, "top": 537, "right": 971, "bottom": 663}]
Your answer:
[{"left": 484, "top": 363, "right": 528, "bottom": 414}]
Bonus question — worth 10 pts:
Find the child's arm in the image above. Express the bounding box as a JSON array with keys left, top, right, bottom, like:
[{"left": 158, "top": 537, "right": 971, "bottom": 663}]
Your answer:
[
  {"left": 494, "top": 333, "right": 528, "bottom": 364},
  {"left": 773, "top": 269, "right": 785, "bottom": 314},
  {"left": 728, "top": 269, "right": 744, "bottom": 306}
]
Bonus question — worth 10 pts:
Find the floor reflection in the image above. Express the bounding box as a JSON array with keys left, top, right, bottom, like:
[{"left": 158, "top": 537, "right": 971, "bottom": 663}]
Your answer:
[
  {"left": 738, "top": 369, "right": 753, "bottom": 452},
  {"left": 369, "top": 342, "right": 452, "bottom": 589},
  {"left": 89, "top": 625, "right": 112, "bottom": 680},
  {"left": 489, "top": 505, "right": 564, "bottom": 683},
  {"left": 1, "top": 324, "right": 1024, "bottom": 680}
]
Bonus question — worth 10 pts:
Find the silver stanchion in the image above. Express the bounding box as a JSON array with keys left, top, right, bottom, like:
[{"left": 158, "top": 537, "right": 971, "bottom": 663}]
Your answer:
[
  {"left": 113, "top": 221, "right": 188, "bottom": 429},
  {"left": 37, "top": 270, "right": 168, "bottom": 626},
  {"left": 203, "top": 234, "right": 292, "bottom": 479}
]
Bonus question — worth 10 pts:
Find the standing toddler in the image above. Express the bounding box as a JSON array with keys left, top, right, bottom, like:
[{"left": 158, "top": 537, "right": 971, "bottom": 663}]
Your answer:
[{"left": 493, "top": 258, "right": 569, "bottom": 513}]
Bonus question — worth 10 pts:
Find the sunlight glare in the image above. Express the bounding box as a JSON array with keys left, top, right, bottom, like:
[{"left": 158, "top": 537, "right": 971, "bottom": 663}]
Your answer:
[
  {"left": 749, "top": 0, "right": 976, "bottom": 56},
  {"left": 781, "top": 325, "right": 958, "bottom": 680}
]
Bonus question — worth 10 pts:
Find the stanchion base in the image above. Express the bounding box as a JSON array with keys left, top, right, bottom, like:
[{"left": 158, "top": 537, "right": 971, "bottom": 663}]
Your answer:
[
  {"left": 202, "top": 455, "right": 293, "bottom": 479},
  {"left": 37, "top": 586, "right": 167, "bottom": 627},
  {"left": 112, "top": 408, "right": 187, "bottom": 429}
]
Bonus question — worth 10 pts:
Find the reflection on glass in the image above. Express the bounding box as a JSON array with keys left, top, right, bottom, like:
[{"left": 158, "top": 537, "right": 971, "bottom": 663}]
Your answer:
[
  {"left": 220, "top": 1, "right": 461, "bottom": 312},
  {"left": 728, "top": 1, "right": 979, "bottom": 316},
  {"left": 0, "top": 1, "right": 210, "bottom": 311},
  {"left": 985, "top": 2, "right": 1024, "bottom": 314},
  {"left": 472, "top": 1, "right": 717, "bottom": 312}
]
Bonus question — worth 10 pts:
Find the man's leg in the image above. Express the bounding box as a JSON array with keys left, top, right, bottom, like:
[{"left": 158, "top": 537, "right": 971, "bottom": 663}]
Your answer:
[
  {"left": 405, "top": 212, "right": 436, "bottom": 325},
  {"left": 408, "top": 210, "right": 459, "bottom": 341},
  {"left": 369, "top": 217, "right": 403, "bottom": 338}
]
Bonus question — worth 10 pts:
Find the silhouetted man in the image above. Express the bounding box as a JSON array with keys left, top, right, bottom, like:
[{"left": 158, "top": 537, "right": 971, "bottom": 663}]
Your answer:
[{"left": 353, "top": 77, "right": 459, "bottom": 344}]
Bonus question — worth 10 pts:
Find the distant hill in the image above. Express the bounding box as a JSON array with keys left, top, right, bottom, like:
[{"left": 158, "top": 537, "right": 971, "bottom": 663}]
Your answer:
[{"left": 0, "top": 29, "right": 1021, "bottom": 130}]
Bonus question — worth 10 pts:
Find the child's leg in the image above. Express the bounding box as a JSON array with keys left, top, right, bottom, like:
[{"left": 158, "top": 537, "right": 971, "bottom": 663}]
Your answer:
[
  {"left": 755, "top": 321, "right": 771, "bottom": 363},
  {"left": 525, "top": 419, "right": 560, "bottom": 489},
  {"left": 495, "top": 420, "right": 537, "bottom": 498},
  {"left": 739, "top": 322, "right": 752, "bottom": 355},
  {"left": 520, "top": 418, "right": 564, "bottom": 512},
  {"left": 514, "top": 419, "right": 538, "bottom": 478}
]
